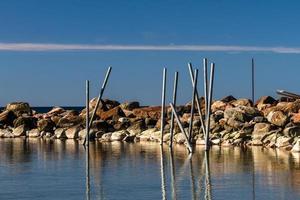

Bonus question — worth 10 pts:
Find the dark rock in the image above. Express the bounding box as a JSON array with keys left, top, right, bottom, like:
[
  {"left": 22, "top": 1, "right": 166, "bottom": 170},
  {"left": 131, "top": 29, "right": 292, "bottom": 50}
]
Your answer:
[
  {"left": 13, "top": 116, "right": 37, "bottom": 129},
  {"left": 220, "top": 95, "right": 236, "bottom": 103},
  {"left": 255, "top": 96, "right": 277, "bottom": 106},
  {"left": 57, "top": 115, "right": 82, "bottom": 128},
  {"left": 0, "top": 110, "right": 16, "bottom": 126},
  {"left": 120, "top": 101, "right": 140, "bottom": 111},
  {"left": 37, "top": 118, "right": 55, "bottom": 132}
]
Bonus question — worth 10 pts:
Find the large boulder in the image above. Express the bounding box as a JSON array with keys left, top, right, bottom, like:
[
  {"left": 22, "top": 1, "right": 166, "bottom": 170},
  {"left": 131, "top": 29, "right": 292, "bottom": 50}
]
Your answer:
[
  {"left": 100, "top": 106, "right": 125, "bottom": 121},
  {"left": 28, "top": 129, "right": 40, "bottom": 138},
  {"left": 283, "top": 126, "right": 300, "bottom": 137},
  {"left": 0, "top": 110, "right": 16, "bottom": 126},
  {"left": 37, "top": 118, "right": 55, "bottom": 132},
  {"left": 54, "top": 128, "right": 67, "bottom": 139},
  {"left": 111, "top": 130, "right": 128, "bottom": 141},
  {"left": 127, "top": 120, "right": 145, "bottom": 136},
  {"left": 65, "top": 126, "right": 80, "bottom": 139},
  {"left": 275, "top": 136, "right": 292, "bottom": 148},
  {"left": 6, "top": 102, "right": 32, "bottom": 116},
  {"left": 78, "top": 129, "right": 96, "bottom": 140},
  {"left": 292, "top": 113, "right": 300, "bottom": 124},
  {"left": 220, "top": 95, "right": 236, "bottom": 103},
  {"left": 56, "top": 115, "right": 82, "bottom": 128},
  {"left": 231, "top": 98, "right": 253, "bottom": 107},
  {"left": 47, "top": 107, "right": 65, "bottom": 115},
  {"left": 211, "top": 101, "right": 227, "bottom": 112},
  {"left": 132, "top": 106, "right": 161, "bottom": 120},
  {"left": 0, "top": 129, "right": 13, "bottom": 138},
  {"left": 224, "top": 107, "right": 245, "bottom": 122},
  {"left": 267, "top": 110, "right": 288, "bottom": 127},
  {"left": 252, "top": 123, "right": 271, "bottom": 140},
  {"left": 13, "top": 116, "right": 37, "bottom": 129},
  {"left": 12, "top": 125, "right": 27, "bottom": 137}
]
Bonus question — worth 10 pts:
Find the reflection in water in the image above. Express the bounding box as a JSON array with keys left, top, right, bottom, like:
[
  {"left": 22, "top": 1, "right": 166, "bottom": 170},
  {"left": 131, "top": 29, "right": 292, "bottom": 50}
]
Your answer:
[
  {"left": 160, "top": 146, "right": 167, "bottom": 200},
  {"left": 204, "top": 151, "right": 212, "bottom": 200},
  {"left": 1, "top": 139, "right": 300, "bottom": 199},
  {"left": 169, "top": 150, "right": 177, "bottom": 200}
]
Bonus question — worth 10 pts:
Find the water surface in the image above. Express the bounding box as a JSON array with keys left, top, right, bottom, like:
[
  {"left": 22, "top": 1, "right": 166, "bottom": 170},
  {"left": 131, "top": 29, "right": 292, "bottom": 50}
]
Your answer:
[{"left": 1, "top": 139, "right": 300, "bottom": 199}]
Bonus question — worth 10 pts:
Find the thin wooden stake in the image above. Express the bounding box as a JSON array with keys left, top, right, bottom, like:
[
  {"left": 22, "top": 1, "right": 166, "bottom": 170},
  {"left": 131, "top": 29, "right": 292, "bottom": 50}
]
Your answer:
[
  {"left": 252, "top": 58, "right": 255, "bottom": 103},
  {"left": 203, "top": 58, "right": 208, "bottom": 117},
  {"left": 205, "top": 63, "right": 215, "bottom": 151},
  {"left": 170, "top": 103, "right": 192, "bottom": 153},
  {"left": 160, "top": 68, "right": 167, "bottom": 145},
  {"left": 83, "top": 67, "right": 112, "bottom": 146},
  {"left": 169, "top": 71, "right": 178, "bottom": 148},
  {"left": 188, "top": 69, "right": 198, "bottom": 143},
  {"left": 85, "top": 80, "right": 90, "bottom": 199},
  {"left": 188, "top": 63, "right": 206, "bottom": 136}
]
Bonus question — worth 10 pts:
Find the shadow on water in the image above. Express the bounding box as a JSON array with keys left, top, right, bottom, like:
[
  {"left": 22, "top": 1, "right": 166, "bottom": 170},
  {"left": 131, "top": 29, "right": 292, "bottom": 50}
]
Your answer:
[{"left": 1, "top": 139, "right": 300, "bottom": 199}]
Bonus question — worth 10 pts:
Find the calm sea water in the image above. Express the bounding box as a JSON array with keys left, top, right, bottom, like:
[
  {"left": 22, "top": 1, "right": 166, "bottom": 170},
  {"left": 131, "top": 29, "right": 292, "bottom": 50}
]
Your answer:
[{"left": 0, "top": 139, "right": 300, "bottom": 200}]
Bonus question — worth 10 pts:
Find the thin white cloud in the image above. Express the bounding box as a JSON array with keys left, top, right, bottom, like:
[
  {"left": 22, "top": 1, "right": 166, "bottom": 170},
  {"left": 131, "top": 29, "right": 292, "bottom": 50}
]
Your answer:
[{"left": 0, "top": 43, "right": 299, "bottom": 53}]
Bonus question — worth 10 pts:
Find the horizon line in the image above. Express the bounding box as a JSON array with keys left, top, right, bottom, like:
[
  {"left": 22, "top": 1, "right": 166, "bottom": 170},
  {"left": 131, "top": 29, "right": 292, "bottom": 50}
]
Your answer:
[{"left": 0, "top": 43, "right": 299, "bottom": 53}]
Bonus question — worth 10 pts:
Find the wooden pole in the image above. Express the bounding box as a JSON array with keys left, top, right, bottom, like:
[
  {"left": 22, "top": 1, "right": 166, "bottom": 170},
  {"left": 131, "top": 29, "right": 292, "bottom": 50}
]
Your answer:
[
  {"left": 169, "top": 71, "right": 178, "bottom": 148},
  {"left": 85, "top": 80, "right": 90, "bottom": 200},
  {"left": 83, "top": 67, "right": 112, "bottom": 146},
  {"left": 252, "top": 58, "right": 255, "bottom": 103},
  {"left": 203, "top": 58, "right": 208, "bottom": 117},
  {"left": 160, "top": 68, "right": 167, "bottom": 145},
  {"left": 169, "top": 103, "right": 192, "bottom": 153},
  {"left": 188, "top": 63, "right": 206, "bottom": 136},
  {"left": 205, "top": 63, "right": 215, "bottom": 151},
  {"left": 188, "top": 69, "right": 198, "bottom": 143}
]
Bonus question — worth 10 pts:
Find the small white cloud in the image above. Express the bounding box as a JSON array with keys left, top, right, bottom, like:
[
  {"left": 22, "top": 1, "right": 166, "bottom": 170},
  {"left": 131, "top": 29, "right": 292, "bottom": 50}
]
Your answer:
[{"left": 0, "top": 43, "right": 299, "bottom": 53}]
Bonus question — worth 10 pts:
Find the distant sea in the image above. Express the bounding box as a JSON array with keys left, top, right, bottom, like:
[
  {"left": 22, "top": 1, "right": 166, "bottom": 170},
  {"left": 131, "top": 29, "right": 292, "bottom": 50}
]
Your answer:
[{"left": 0, "top": 106, "right": 84, "bottom": 113}]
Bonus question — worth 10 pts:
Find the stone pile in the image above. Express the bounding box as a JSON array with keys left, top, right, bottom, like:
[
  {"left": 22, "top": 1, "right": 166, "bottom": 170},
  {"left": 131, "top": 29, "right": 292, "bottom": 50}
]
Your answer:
[{"left": 1, "top": 95, "right": 300, "bottom": 151}]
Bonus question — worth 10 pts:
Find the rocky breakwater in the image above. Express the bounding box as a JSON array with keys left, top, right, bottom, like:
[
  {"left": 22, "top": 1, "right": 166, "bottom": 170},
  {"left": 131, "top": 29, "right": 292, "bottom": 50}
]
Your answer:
[{"left": 2, "top": 96, "right": 300, "bottom": 152}]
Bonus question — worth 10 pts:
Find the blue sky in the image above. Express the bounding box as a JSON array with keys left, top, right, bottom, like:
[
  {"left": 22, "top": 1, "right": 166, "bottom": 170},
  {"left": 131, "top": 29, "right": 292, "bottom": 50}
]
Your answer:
[{"left": 0, "top": 0, "right": 300, "bottom": 106}]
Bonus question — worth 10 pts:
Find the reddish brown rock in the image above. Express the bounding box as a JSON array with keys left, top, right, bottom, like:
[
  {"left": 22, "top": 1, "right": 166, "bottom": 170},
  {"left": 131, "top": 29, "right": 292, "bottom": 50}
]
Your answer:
[
  {"left": 100, "top": 106, "right": 125, "bottom": 121},
  {"left": 291, "top": 113, "right": 300, "bottom": 124},
  {"left": 132, "top": 106, "right": 162, "bottom": 120}
]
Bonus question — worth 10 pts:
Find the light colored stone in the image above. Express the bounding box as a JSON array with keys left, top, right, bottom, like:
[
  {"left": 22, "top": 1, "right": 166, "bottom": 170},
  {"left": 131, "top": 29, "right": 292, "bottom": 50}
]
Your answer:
[
  {"left": 267, "top": 110, "right": 288, "bottom": 127},
  {"left": 54, "top": 128, "right": 67, "bottom": 139},
  {"left": 101, "top": 132, "right": 112, "bottom": 142},
  {"left": 211, "top": 138, "right": 221, "bottom": 145},
  {"left": 12, "top": 125, "right": 26, "bottom": 137},
  {"left": 175, "top": 133, "right": 187, "bottom": 144},
  {"left": 0, "top": 129, "right": 13, "bottom": 138},
  {"left": 292, "top": 139, "right": 300, "bottom": 152},
  {"left": 65, "top": 126, "right": 80, "bottom": 139},
  {"left": 28, "top": 129, "right": 40, "bottom": 138},
  {"left": 275, "top": 136, "right": 292, "bottom": 148},
  {"left": 111, "top": 130, "right": 128, "bottom": 141}
]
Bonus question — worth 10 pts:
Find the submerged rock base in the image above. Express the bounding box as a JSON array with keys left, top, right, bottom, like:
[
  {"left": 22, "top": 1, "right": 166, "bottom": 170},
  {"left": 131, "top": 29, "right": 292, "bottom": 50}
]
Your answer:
[{"left": 2, "top": 96, "right": 300, "bottom": 151}]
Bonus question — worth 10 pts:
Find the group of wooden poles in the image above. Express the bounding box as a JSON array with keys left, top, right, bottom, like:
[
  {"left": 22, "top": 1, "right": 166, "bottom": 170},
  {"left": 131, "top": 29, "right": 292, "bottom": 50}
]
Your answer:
[{"left": 160, "top": 58, "right": 215, "bottom": 153}]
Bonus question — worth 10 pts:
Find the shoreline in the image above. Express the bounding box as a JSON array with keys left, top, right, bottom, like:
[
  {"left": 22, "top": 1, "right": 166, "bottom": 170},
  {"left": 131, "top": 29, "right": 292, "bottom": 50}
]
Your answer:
[{"left": 1, "top": 95, "right": 300, "bottom": 152}]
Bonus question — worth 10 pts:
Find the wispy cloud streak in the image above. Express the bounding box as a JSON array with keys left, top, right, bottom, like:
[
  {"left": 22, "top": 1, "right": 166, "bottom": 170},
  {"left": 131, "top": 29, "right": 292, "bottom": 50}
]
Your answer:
[{"left": 0, "top": 43, "right": 299, "bottom": 53}]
